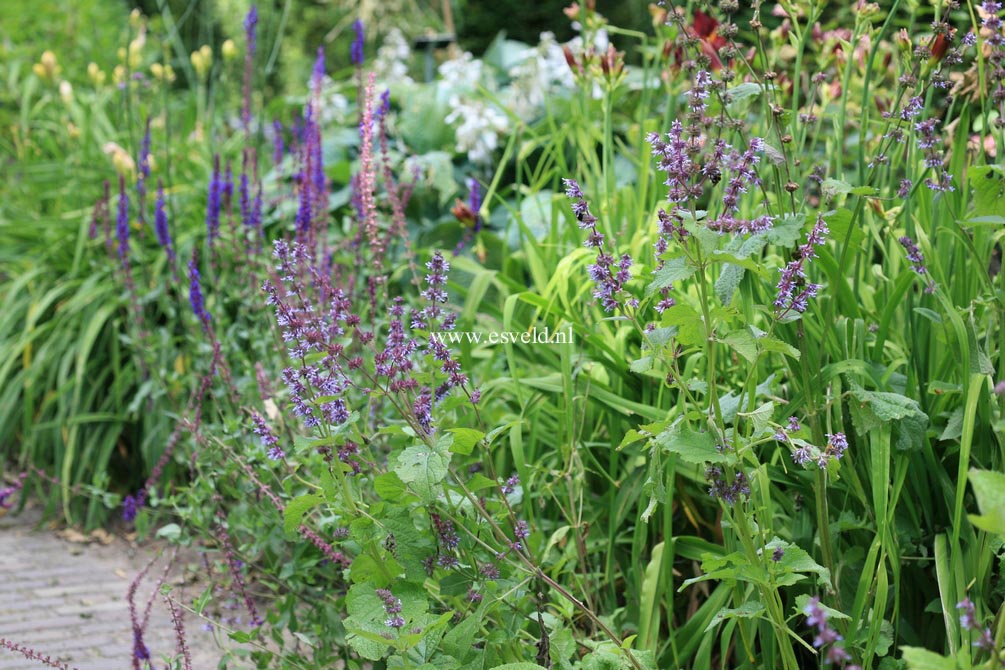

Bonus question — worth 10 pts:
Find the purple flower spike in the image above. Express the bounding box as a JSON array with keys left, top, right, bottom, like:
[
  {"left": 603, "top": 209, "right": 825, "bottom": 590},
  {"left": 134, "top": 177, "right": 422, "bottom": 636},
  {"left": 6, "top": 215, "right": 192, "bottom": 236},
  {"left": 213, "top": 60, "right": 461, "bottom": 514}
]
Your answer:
[
  {"left": 774, "top": 214, "right": 829, "bottom": 318},
  {"left": 188, "top": 249, "right": 211, "bottom": 330},
  {"left": 242, "top": 6, "right": 258, "bottom": 132},
  {"left": 351, "top": 19, "right": 365, "bottom": 66},
  {"left": 116, "top": 175, "right": 130, "bottom": 271},
  {"left": 206, "top": 155, "right": 222, "bottom": 246}
]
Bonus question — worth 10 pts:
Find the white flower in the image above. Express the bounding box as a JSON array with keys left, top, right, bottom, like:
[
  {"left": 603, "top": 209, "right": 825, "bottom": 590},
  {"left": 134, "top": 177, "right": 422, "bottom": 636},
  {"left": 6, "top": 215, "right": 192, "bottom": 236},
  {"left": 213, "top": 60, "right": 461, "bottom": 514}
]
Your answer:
[
  {"left": 374, "top": 28, "right": 413, "bottom": 86},
  {"left": 438, "top": 51, "right": 483, "bottom": 91},
  {"left": 445, "top": 96, "right": 509, "bottom": 164}
]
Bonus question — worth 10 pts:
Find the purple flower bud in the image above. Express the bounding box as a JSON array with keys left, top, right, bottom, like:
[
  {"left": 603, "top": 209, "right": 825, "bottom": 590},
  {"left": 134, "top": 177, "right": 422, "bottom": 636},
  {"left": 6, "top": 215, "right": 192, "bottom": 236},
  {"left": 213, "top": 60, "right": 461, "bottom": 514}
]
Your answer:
[
  {"left": 188, "top": 249, "right": 211, "bottom": 330},
  {"left": 351, "top": 19, "right": 365, "bottom": 65}
]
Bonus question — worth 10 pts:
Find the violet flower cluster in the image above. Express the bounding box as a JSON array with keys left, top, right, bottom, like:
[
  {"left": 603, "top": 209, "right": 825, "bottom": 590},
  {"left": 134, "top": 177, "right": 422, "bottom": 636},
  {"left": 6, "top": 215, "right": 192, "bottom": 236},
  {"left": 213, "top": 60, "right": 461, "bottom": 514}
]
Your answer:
[
  {"left": 982, "top": 1, "right": 1005, "bottom": 122},
  {"left": 774, "top": 213, "right": 829, "bottom": 318},
  {"left": 376, "top": 588, "right": 405, "bottom": 629},
  {"left": 563, "top": 178, "right": 635, "bottom": 313},
  {"left": 705, "top": 466, "right": 750, "bottom": 504},
  {"left": 804, "top": 596, "right": 860, "bottom": 668},
  {"left": 351, "top": 19, "right": 365, "bottom": 66},
  {"left": 898, "top": 235, "right": 936, "bottom": 294},
  {"left": 957, "top": 597, "right": 996, "bottom": 651},
  {"left": 790, "top": 432, "right": 848, "bottom": 470}
]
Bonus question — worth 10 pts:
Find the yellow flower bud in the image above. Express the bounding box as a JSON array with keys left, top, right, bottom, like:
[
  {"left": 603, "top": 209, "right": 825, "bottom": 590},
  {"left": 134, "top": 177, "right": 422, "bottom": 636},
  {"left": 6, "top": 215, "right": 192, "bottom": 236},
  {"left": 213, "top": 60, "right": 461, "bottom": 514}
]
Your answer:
[
  {"left": 221, "top": 39, "right": 238, "bottom": 61},
  {"left": 150, "top": 62, "right": 163, "bottom": 79},
  {"left": 87, "top": 62, "right": 106, "bottom": 87},
  {"left": 67, "top": 122, "right": 80, "bottom": 139},
  {"left": 113, "top": 64, "right": 127, "bottom": 86},
  {"left": 128, "top": 37, "right": 145, "bottom": 69},
  {"left": 35, "top": 50, "right": 60, "bottom": 81},
  {"left": 118, "top": 47, "right": 127, "bottom": 63},
  {"left": 103, "top": 141, "right": 136, "bottom": 177},
  {"left": 59, "top": 80, "right": 73, "bottom": 103},
  {"left": 163, "top": 64, "right": 176, "bottom": 82},
  {"left": 199, "top": 44, "right": 212, "bottom": 66},
  {"left": 129, "top": 8, "right": 142, "bottom": 28}
]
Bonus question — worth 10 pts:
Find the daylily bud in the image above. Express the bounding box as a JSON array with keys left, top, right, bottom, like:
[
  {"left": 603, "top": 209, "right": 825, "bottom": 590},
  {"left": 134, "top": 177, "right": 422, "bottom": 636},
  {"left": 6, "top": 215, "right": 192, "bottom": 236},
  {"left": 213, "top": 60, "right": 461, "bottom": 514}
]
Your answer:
[
  {"left": 88, "top": 62, "right": 106, "bottom": 86},
  {"left": 59, "top": 80, "right": 73, "bottom": 103},
  {"left": 221, "top": 39, "right": 238, "bottom": 61}
]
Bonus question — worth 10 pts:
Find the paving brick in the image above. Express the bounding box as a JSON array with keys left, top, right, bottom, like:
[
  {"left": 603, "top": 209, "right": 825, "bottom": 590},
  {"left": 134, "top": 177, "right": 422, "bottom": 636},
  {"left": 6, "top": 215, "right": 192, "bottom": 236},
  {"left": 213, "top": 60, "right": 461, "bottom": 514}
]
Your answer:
[{"left": 0, "top": 508, "right": 227, "bottom": 670}]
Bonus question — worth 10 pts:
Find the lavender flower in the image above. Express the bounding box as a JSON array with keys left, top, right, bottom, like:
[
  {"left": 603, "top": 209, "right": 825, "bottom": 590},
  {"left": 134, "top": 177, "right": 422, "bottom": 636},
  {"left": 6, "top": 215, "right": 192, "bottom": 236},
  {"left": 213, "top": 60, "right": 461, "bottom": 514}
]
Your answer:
[
  {"left": 787, "top": 416, "right": 801, "bottom": 432},
  {"left": 116, "top": 175, "right": 130, "bottom": 271},
  {"left": 122, "top": 490, "right": 147, "bottom": 522},
  {"left": 376, "top": 588, "right": 405, "bottom": 628},
  {"left": 705, "top": 467, "right": 750, "bottom": 504},
  {"left": 771, "top": 547, "right": 785, "bottom": 562},
  {"left": 251, "top": 411, "right": 283, "bottom": 460},
  {"left": 826, "top": 432, "right": 848, "bottom": 460},
  {"left": 804, "top": 596, "right": 853, "bottom": 664},
  {"left": 468, "top": 177, "right": 482, "bottom": 232},
  {"left": 898, "top": 235, "right": 936, "bottom": 293},
  {"left": 205, "top": 155, "right": 222, "bottom": 248},
  {"left": 500, "top": 473, "right": 519, "bottom": 494},
  {"left": 897, "top": 179, "right": 912, "bottom": 198},
  {"left": 958, "top": 598, "right": 978, "bottom": 630},
  {"left": 272, "top": 119, "right": 284, "bottom": 165},
  {"left": 154, "top": 180, "right": 177, "bottom": 278},
  {"left": 350, "top": 19, "right": 365, "bottom": 66},
  {"left": 136, "top": 118, "right": 151, "bottom": 221},
  {"left": 775, "top": 214, "right": 829, "bottom": 317},
  {"left": 563, "top": 178, "right": 635, "bottom": 312},
  {"left": 188, "top": 249, "right": 211, "bottom": 330},
  {"left": 242, "top": 6, "right": 258, "bottom": 132}
]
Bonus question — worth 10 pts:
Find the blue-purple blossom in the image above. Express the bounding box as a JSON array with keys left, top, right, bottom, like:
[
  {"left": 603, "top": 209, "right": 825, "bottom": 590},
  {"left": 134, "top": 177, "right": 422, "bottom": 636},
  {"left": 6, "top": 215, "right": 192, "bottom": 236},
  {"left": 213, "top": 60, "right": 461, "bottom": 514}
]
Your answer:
[
  {"left": 775, "top": 214, "right": 829, "bottom": 317},
  {"left": 771, "top": 547, "right": 785, "bottom": 562},
  {"left": 154, "top": 180, "right": 176, "bottom": 273},
  {"left": 122, "top": 490, "right": 146, "bottom": 522},
  {"left": 500, "top": 473, "right": 519, "bottom": 494},
  {"left": 563, "top": 178, "right": 636, "bottom": 312},
  {"left": 898, "top": 236, "right": 936, "bottom": 293},
  {"left": 206, "top": 156, "right": 222, "bottom": 245},
  {"left": 242, "top": 6, "right": 258, "bottom": 131},
  {"left": 251, "top": 410, "right": 282, "bottom": 460},
  {"left": 311, "top": 47, "right": 325, "bottom": 97},
  {"left": 116, "top": 175, "right": 130, "bottom": 271},
  {"left": 188, "top": 250, "right": 211, "bottom": 329},
  {"left": 376, "top": 588, "right": 405, "bottom": 628},
  {"left": 350, "top": 19, "right": 365, "bottom": 65},
  {"left": 272, "top": 119, "right": 284, "bottom": 165},
  {"left": 136, "top": 119, "right": 151, "bottom": 219},
  {"left": 705, "top": 467, "right": 749, "bottom": 504},
  {"left": 468, "top": 177, "right": 482, "bottom": 232}
]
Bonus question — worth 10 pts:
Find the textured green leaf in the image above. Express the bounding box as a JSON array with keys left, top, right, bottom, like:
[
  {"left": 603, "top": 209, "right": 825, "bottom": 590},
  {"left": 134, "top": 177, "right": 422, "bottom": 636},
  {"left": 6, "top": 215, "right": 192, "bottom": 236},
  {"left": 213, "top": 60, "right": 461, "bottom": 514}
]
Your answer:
[
  {"left": 283, "top": 493, "right": 324, "bottom": 534},
  {"left": 661, "top": 304, "right": 704, "bottom": 346},
  {"left": 704, "top": 601, "right": 765, "bottom": 632},
  {"left": 969, "top": 164, "right": 1005, "bottom": 218},
  {"left": 721, "top": 329, "right": 758, "bottom": 363},
  {"left": 647, "top": 256, "right": 696, "bottom": 295},
  {"left": 848, "top": 382, "right": 929, "bottom": 451},
  {"left": 447, "top": 428, "right": 484, "bottom": 455},
  {"left": 395, "top": 435, "right": 452, "bottom": 501},
  {"left": 374, "top": 472, "right": 408, "bottom": 501},
  {"left": 654, "top": 420, "right": 729, "bottom": 465}
]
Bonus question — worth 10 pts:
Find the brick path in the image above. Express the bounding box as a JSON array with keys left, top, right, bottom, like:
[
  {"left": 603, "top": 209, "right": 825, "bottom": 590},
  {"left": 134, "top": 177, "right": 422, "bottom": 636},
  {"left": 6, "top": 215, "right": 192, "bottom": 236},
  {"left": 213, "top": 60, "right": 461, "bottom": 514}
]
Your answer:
[{"left": 0, "top": 507, "right": 226, "bottom": 670}]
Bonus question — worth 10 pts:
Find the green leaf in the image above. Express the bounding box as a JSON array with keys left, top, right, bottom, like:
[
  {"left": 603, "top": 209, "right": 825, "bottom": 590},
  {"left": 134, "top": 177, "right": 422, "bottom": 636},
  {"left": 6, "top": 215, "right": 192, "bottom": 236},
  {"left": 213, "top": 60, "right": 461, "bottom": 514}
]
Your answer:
[
  {"left": 793, "top": 594, "right": 850, "bottom": 621},
  {"left": 720, "top": 330, "right": 758, "bottom": 363},
  {"left": 283, "top": 493, "right": 324, "bottom": 534},
  {"left": 900, "top": 647, "right": 957, "bottom": 670},
  {"left": 822, "top": 178, "right": 852, "bottom": 199},
  {"left": 969, "top": 164, "right": 1005, "bottom": 218},
  {"left": 654, "top": 420, "right": 729, "bottom": 465},
  {"left": 374, "top": 472, "right": 408, "bottom": 501},
  {"left": 704, "top": 601, "right": 765, "bottom": 632},
  {"left": 647, "top": 256, "right": 696, "bottom": 295},
  {"left": 156, "top": 523, "right": 181, "bottom": 541},
  {"left": 661, "top": 304, "right": 704, "bottom": 347},
  {"left": 823, "top": 208, "right": 865, "bottom": 247},
  {"left": 725, "top": 82, "right": 764, "bottom": 115},
  {"left": 467, "top": 473, "right": 500, "bottom": 492},
  {"left": 447, "top": 428, "right": 484, "bottom": 455},
  {"left": 847, "top": 383, "right": 929, "bottom": 452},
  {"left": 968, "top": 468, "right": 1005, "bottom": 536},
  {"left": 490, "top": 665, "right": 550, "bottom": 670},
  {"left": 395, "top": 435, "right": 452, "bottom": 501},
  {"left": 630, "top": 355, "right": 653, "bottom": 373}
]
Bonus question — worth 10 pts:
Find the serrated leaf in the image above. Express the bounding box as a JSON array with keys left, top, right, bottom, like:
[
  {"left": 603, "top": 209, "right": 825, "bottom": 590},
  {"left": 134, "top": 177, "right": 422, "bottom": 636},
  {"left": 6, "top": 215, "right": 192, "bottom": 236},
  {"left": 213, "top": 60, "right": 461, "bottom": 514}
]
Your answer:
[
  {"left": 654, "top": 420, "right": 729, "bottom": 465},
  {"left": 395, "top": 436, "right": 452, "bottom": 501},
  {"left": 630, "top": 355, "right": 653, "bottom": 373},
  {"left": 969, "top": 165, "right": 1005, "bottom": 218},
  {"left": 374, "top": 472, "right": 408, "bottom": 501},
  {"left": 284, "top": 493, "right": 324, "bottom": 534},
  {"left": 704, "top": 601, "right": 765, "bottom": 632},
  {"left": 741, "top": 401, "right": 774, "bottom": 436},
  {"left": 848, "top": 382, "right": 929, "bottom": 452},
  {"left": 647, "top": 256, "right": 696, "bottom": 295},
  {"left": 721, "top": 330, "right": 758, "bottom": 363},
  {"left": 447, "top": 428, "right": 484, "bottom": 455},
  {"left": 766, "top": 214, "right": 805, "bottom": 247},
  {"left": 661, "top": 304, "right": 704, "bottom": 346}
]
